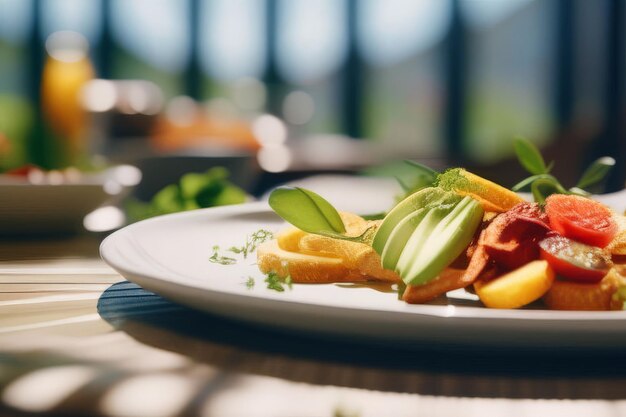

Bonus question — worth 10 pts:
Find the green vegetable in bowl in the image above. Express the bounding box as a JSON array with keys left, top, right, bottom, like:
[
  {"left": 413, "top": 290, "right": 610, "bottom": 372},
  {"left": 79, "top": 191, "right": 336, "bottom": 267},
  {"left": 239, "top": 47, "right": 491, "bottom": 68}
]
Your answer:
[{"left": 127, "top": 167, "right": 247, "bottom": 221}]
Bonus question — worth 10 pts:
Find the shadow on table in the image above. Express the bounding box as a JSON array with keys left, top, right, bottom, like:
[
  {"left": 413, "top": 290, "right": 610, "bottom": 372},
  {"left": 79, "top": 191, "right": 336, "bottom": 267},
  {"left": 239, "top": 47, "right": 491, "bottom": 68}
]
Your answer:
[{"left": 97, "top": 282, "right": 626, "bottom": 388}]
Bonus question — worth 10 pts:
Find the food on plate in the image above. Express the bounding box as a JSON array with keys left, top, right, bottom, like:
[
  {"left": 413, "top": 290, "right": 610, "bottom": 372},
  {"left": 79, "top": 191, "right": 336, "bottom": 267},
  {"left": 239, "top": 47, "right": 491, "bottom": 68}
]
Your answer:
[
  {"left": 436, "top": 168, "right": 524, "bottom": 213},
  {"left": 372, "top": 187, "right": 483, "bottom": 285},
  {"left": 544, "top": 194, "right": 617, "bottom": 248},
  {"left": 255, "top": 140, "right": 626, "bottom": 311},
  {"left": 473, "top": 260, "right": 555, "bottom": 309},
  {"left": 543, "top": 267, "right": 626, "bottom": 310},
  {"left": 257, "top": 212, "right": 400, "bottom": 283},
  {"left": 538, "top": 235, "right": 611, "bottom": 282}
]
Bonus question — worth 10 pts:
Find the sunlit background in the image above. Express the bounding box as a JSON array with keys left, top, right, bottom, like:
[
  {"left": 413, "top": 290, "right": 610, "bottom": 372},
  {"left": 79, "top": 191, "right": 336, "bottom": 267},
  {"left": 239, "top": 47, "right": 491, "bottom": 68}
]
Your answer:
[{"left": 0, "top": 0, "right": 624, "bottom": 195}]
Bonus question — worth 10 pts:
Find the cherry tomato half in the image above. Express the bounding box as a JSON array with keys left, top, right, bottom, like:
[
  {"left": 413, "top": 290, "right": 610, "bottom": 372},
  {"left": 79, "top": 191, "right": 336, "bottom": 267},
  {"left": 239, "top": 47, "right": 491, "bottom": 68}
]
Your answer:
[
  {"left": 539, "top": 234, "right": 611, "bottom": 283},
  {"left": 545, "top": 194, "right": 617, "bottom": 248}
]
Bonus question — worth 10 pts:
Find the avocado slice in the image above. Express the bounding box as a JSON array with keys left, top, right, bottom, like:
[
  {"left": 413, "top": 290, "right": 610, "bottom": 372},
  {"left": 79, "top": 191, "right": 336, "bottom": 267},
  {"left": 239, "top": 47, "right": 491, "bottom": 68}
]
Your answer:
[
  {"left": 372, "top": 187, "right": 460, "bottom": 255},
  {"left": 397, "top": 196, "right": 483, "bottom": 285},
  {"left": 380, "top": 207, "right": 427, "bottom": 270},
  {"left": 374, "top": 189, "right": 484, "bottom": 286}
]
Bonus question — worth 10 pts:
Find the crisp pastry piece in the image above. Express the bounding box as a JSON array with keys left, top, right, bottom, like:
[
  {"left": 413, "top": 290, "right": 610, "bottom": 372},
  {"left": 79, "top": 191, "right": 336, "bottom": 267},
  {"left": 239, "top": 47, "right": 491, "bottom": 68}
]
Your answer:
[{"left": 257, "top": 212, "right": 401, "bottom": 283}]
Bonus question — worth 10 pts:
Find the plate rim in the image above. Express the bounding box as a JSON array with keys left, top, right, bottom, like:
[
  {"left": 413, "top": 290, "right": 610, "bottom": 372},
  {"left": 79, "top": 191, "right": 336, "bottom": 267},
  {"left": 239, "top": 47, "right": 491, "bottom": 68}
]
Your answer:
[{"left": 100, "top": 202, "right": 626, "bottom": 325}]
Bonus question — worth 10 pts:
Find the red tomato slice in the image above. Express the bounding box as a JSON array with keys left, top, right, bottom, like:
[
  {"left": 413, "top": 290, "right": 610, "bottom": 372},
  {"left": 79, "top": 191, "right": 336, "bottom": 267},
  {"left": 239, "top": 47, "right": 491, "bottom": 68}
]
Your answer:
[
  {"left": 4, "top": 164, "right": 42, "bottom": 178},
  {"left": 545, "top": 194, "right": 617, "bottom": 248},
  {"left": 538, "top": 235, "right": 611, "bottom": 282}
]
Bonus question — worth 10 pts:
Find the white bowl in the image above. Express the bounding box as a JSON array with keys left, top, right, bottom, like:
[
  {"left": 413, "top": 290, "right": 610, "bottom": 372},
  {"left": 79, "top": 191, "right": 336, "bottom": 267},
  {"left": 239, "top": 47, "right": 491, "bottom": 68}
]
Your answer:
[{"left": 0, "top": 165, "right": 141, "bottom": 235}]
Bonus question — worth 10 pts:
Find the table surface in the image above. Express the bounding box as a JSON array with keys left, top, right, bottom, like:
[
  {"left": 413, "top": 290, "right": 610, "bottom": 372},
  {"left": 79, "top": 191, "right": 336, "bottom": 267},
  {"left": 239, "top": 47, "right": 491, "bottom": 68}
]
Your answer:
[{"left": 2, "top": 232, "right": 626, "bottom": 417}]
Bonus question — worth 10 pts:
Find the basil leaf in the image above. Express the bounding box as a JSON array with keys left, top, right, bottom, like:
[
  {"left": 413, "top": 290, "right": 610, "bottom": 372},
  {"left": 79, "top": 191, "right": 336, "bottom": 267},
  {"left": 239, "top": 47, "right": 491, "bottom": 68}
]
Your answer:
[
  {"left": 575, "top": 156, "right": 615, "bottom": 190},
  {"left": 530, "top": 177, "right": 568, "bottom": 204},
  {"left": 514, "top": 138, "right": 549, "bottom": 175},
  {"left": 512, "top": 174, "right": 545, "bottom": 191},
  {"left": 512, "top": 174, "right": 558, "bottom": 192},
  {"left": 568, "top": 187, "right": 591, "bottom": 197},
  {"left": 404, "top": 160, "right": 439, "bottom": 178},
  {"left": 394, "top": 175, "right": 413, "bottom": 193},
  {"left": 268, "top": 187, "right": 346, "bottom": 234}
]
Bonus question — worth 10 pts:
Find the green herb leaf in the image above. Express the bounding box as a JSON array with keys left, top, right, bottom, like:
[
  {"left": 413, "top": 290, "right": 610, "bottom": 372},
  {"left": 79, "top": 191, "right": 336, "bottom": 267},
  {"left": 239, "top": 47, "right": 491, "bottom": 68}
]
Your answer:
[
  {"left": 360, "top": 212, "right": 386, "bottom": 221},
  {"left": 264, "top": 271, "right": 292, "bottom": 292},
  {"left": 404, "top": 160, "right": 439, "bottom": 180},
  {"left": 514, "top": 138, "right": 549, "bottom": 175},
  {"left": 245, "top": 276, "right": 255, "bottom": 289},
  {"left": 394, "top": 175, "right": 413, "bottom": 193},
  {"left": 269, "top": 187, "right": 346, "bottom": 234},
  {"left": 568, "top": 186, "right": 591, "bottom": 196},
  {"left": 209, "top": 245, "right": 237, "bottom": 265},
  {"left": 512, "top": 174, "right": 560, "bottom": 192},
  {"left": 575, "top": 156, "right": 616, "bottom": 190},
  {"left": 395, "top": 160, "right": 439, "bottom": 198},
  {"left": 530, "top": 178, "right": 567, "bottom": 204},
  {"left": 228, "top": 229, "right": 273, "bottom": 259}
]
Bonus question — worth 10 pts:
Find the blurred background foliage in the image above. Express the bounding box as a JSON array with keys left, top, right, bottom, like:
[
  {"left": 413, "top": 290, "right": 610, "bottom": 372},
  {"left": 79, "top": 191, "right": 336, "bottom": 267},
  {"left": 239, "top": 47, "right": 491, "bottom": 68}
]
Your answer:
[{"left": 0, "top": 0, "right": 624, "bottom": 195}]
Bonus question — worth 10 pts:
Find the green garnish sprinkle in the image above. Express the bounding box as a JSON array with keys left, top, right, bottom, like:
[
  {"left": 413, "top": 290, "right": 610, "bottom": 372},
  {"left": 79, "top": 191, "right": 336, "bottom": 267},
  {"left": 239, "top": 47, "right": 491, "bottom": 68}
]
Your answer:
[
  {"left": 209, "top": 245, "right": 237, "bottom": 265},
  {"left": 264, "top": 271, "right": 293, "bottom": 292},
  {"left": 228, "top": 229, "right": 274, "bottom": 259},
  {"left": 436, "top": 168, "right": 484, "bottom": 194},
  {"left": 245, "top": 276, "right": 255, "bottom": 289}
]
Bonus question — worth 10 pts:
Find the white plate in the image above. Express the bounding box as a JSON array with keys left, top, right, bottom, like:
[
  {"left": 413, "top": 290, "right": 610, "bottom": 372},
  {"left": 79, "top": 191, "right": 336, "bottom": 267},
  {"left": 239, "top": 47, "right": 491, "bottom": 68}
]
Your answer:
[{"left": 101, "top": 200, "right": 626, "bottom": 349}]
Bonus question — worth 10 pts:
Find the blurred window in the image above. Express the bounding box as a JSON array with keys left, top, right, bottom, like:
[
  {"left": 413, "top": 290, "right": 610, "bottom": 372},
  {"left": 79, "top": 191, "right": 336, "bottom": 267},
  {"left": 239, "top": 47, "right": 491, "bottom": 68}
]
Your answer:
[
  {"left": 572, "top": 0, "right": 608, "bottom": 134},
  {"left": 462, "top": 0, "right": 555, "bottom": 163},
  {"left": 276, "top": 0, "right": 347, "bottom": 134},
  {"left": 111, "top": 0, "right": 189, "bottom": 97},
  {"left": 0, "top": 0, "right": 31, "bottom": 94},
  {"left": 359, "top": 0, "right": 450, "bottom": 67},
  {"left": 201, "top": 0, "right": 266, "bottom": 82},
  {"left": 462, "top": 0, "right": 534, "bottom": 29},
  {"left": 0, "top": 0, "right": 32, "bottom": 44},
  {"left": 360, "top": 0, "right": 450, "bottom": 157},
  {"left": 277, "top": 0, "right": 347, "bottom": 84},
  {"left": 42, "top": 0, "right": 101, "bottom": 44}
]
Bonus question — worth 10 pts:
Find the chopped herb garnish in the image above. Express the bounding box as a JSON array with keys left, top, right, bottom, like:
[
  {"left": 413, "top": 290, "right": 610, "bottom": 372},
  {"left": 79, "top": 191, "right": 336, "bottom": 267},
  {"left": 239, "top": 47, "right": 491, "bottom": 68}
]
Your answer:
[
  {"left": 209, "top": 245, "right": 237, "bottom": 265},
  {"left": 264, "top": 271, "right": 293, "bottom": 292},
  {"left": 228, "top": 229, "right": 274, "bottom": 259},
  {"left": 245, "top": 276, "right": 255, "bottom": 289}
]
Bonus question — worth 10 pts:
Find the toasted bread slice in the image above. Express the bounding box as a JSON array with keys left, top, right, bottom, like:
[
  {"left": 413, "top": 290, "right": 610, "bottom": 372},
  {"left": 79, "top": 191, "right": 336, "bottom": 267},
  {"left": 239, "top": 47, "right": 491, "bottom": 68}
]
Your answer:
[
  {"left": 257, "top": 240, "right": 366, "bottom": 283},
  {"left": 298, "top": 233, "right": 399, "bottom": 282},
  {"left": 259, "top": 212, "right": 400, "bottom": 283}
]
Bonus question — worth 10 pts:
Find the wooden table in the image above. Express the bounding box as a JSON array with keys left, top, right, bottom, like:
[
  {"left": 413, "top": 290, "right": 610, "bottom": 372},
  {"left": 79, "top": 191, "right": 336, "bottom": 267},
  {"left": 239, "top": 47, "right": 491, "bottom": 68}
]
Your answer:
[{"left": 2, "top": 234, "right": 626, "bottom": 417}]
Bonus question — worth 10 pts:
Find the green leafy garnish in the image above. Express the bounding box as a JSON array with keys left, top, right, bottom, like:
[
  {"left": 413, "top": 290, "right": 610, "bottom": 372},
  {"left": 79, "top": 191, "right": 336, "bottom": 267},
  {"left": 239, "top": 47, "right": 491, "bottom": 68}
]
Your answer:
[
  {"left": 209, "top": 245, "right": 237, "bottom": 265},
  {"left": 264, "top": 271, "right": 292, "bottom": 292},
  {"left": 127, "top": 167, "right": 247, "bottom": 221},
  {"left": 395, "top": 160, "right": 440, "bottom": 201},
  {"left": 512, "top": 138, "right": 614, "bottom": 202},
  {"left": 575, "top": 156, "right": 616, "bottom": 189},
  {"left": 228, "top": 229, "right": 273, "bottom": 259},
  {"left": 269, "top": 187, "right": 377, "bottom": 244},
  {"left": 245, "top": 276, "right": 255, "bottom": 289},
  {"left": 269, "top": 187, "right": 345, "bottom": 234},
  {"left": 514, "top": 138, "right": 552, "bottom": 175}
]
